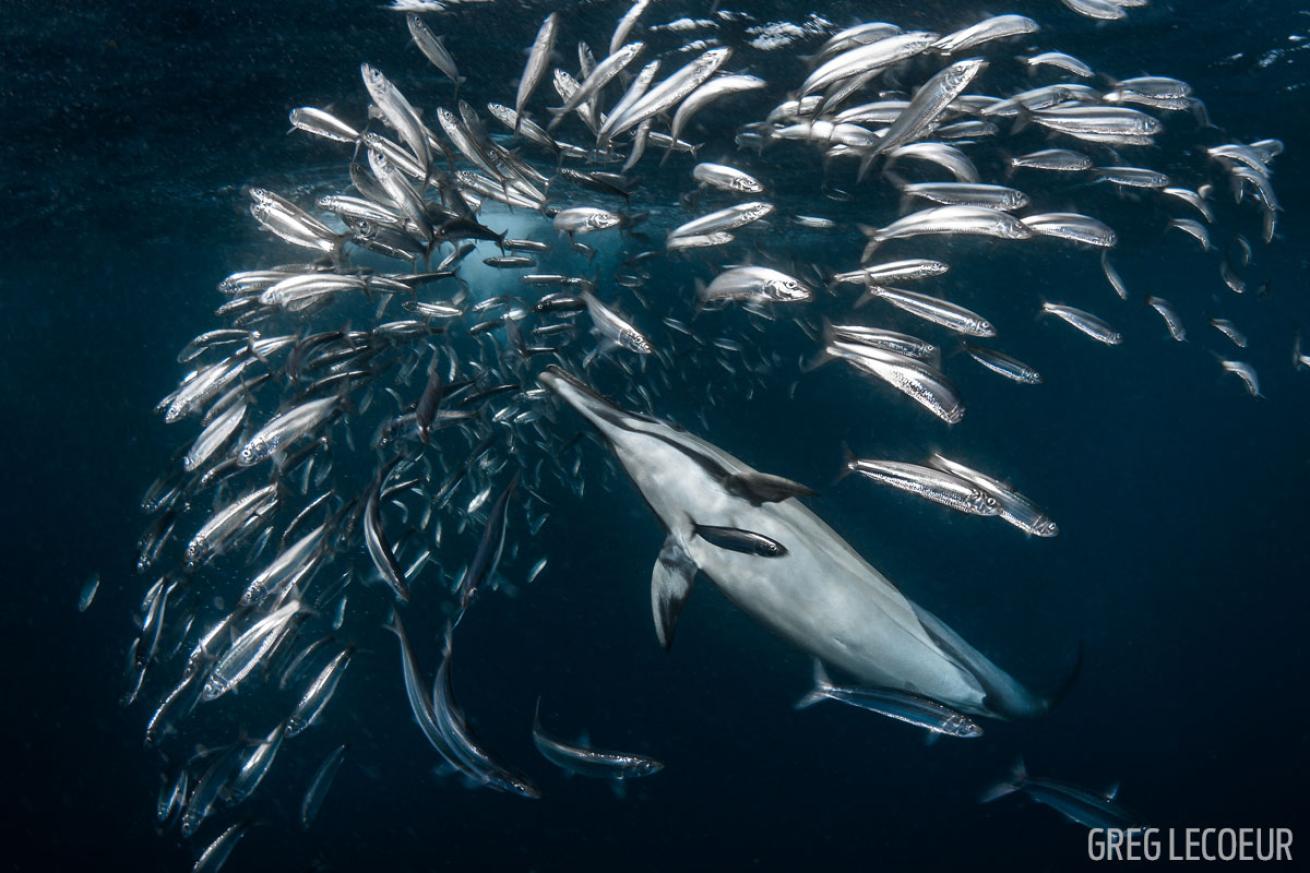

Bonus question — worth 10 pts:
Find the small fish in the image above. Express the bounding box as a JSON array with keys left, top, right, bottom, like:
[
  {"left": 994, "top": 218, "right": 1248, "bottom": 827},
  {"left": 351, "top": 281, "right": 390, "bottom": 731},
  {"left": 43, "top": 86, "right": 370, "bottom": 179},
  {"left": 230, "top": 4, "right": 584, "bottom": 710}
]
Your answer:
[
  {"left": 1101, "top": 253, "right": 1129, "bottom": 301},
  {"left": 982, "top": 758, "right": 1140, "bottom": 829},
  {"left": 796, "top": 660, "right": 982, "bottom": 738},
  {"left": 532, "top": 699, "right": 664, "bottom": 784},
  {"left": 286, "top": 647, "right": 353, "bottom": 736},
  {"left": 1220, "top": 260, "right": 1246, "bottom": 295},
  {"left": 822, "top": 341, "right": 965, "bottom": 424},
  {"left": 792, "top": 215, "right": 836, "bottom": 229},
  {"left": 692, "top": 162, "right": 764, "bottom": 194},
  {"left": 432, "top": 634, "right": 541, "bottom": 798},
  {"left": 1009, "top": 149, "right": 1093, "bottom": 172},
  {"left": 553, "top": 207, "right": 623, "bottom": 234},
  {"left": 865, "top": 287, "right": 995, "bottom": 337},
  {"left": 406, "top": 14, "right": 464, "bottom": 89},
  {"left": 228, "top": 723, "right": 287, "bottom": 805},
  {"left": 289, "top": 107, "right": 359, "bottom": 143},
  {"left": 1095, "top": 166, "right": 1170, "bottom": 189},
  {"left": 202, "top": 600, "right": 304, "bottom": 701},
  {"left": 933, "top": 14, "right": 1037, "bottom": 54},
  {"left": 859, "top": 58, "right": 989, "bottom": 174},
  {"left": 610, "top": 0, "right": 652, "bottom": 56},
  {"left": 1146, "top": 296, "right": 1187, "bottom": 342},
  {"left": 801, "top": 31, "right": 939, "bottom": 98},
  {"left": 701, "top": 266, "right": 811, "bottom": 305},
  {"left": 1021, "top": 51, "right": 1093, "bottom": 78},
  {"left": 928, "top": 454, "right": 1058, "bottom": 537},
  {"left": 1021, "top": 213, "right": 1117, "bottom": 247},
  {"left": 77, "top": 572, "right": 100, "bottom": 613},
  {"left": 666, "top": 74, "right": 766, "bottom": 155},
  {"left": 667, "top": 231, "right": 734, "bottom": 251},
  {"left": 825, "top": 322, "right": 937, "bottom": 360},
  {"left": 364, "top": 456, "right": 410, "bottom": 603},
  {"left": 581, "top": 291, "right": 653, "bottom": 354},
  {"left": 1219, "top": 360, "right": 1262, "bottom": 398},
  {"left": 549, "top": 42, "right": 646, "bottom": 132},
  {"left": 1168, "top": 218, "right": 1211, "bottom": 251},
  {"left": 899, "top": 182, "right": 1028, "bottom": 211},
  {"left": 1210, "top": 318, "right": 1248, "bottom": 349},
  {"left": 483, "top": 255, "right": 536, "bottom": 268},
  {"left": 860, "top": 205, "right": 1031, "bottom": 256},
  {"left": 192, "top": 819, "right": 253, "bottom": 873},
  {"left": 156, "top": 769, "right": 187, "bottom": 826},
  {"left": 1040, "top": 302, "right": 1122, "bottom": 345},
  {"left": 963, "top": 345, "right": 1041, "bottom": 384},
  {"left": 669, "top": 201, "right": 774, "bottom": 240},
  {"left": 300, "top": 744, "right": 348, "bottom": 829},
  {"left": 692, "top": 524, "right": 788, "bottom": 557},
  {"left": 834, "top": 259, "right": 950, "bottom": 287},
  {"left": 238, "top": 396, "right": 339, "bottom": 467},
  {"left": 516, "top": 14, "right": 560, "bottom": 126},
  {"left": 602, "top": 46, "right": 733, "bottom": 143},
  {"left": 844, "top": 455, "right": 999, "bottom": 516},
  {"left": 456, "top": 472, "right": 519, "bottom": 613},
  {"left": 1163, "top": 187, "right": 1215, "bottom": 223}
]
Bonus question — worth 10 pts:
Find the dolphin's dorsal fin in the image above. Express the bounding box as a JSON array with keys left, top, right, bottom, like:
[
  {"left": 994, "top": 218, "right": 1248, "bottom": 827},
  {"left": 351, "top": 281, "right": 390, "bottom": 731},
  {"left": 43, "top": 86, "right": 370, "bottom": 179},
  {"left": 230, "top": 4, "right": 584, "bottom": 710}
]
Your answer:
[
  {"left": 723, "top": 471, "right": 816, "bottom": 504},
  {"left": 651, "top": 535, "right": 697, "bottom": 651}
]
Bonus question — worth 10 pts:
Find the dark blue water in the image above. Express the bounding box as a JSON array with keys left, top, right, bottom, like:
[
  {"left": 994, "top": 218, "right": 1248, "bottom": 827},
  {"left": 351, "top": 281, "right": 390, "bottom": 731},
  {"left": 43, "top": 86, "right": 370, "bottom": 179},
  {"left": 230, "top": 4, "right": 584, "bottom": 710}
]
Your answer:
[{"left": 4, "top": 1, "right": 1309, "bottom": 870}]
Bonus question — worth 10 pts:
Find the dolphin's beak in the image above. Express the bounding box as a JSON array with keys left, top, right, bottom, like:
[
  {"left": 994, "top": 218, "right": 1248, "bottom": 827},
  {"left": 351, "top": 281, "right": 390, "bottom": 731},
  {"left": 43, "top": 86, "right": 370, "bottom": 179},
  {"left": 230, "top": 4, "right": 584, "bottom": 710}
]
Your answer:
[{"left": 537, "top": 365, "right": 621, "bottom": 432}]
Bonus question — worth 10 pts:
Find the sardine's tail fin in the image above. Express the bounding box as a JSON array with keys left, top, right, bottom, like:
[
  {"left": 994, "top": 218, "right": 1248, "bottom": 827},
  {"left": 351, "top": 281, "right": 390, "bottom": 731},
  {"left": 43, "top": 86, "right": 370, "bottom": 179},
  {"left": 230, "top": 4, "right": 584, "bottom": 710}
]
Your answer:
[
  {"left": 998, "top": 149, "right": 1015, "bottom": 181},
  {"left": 857, "top": 226, "right": 882, "bottom": 262},
  {"left": 1011, "top": 104, "right": 1034, "bottom": 135},
  {"left": 799, "top": 348, "right": 833, "bottom": 374},
  {"left": 832, "top": 442, "right": 857, "bottom": 486},
  {"left": 794, "top": 658, "right": 831, "bottom": 710},
  {"left": 979, "top": 756, "right": 1026, "bottom": 803}
]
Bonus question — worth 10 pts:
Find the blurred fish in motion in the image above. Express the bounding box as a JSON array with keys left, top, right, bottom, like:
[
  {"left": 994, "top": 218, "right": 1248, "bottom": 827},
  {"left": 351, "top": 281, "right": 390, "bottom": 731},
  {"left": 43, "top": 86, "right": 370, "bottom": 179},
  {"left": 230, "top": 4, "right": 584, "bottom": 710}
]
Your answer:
[
  {"left": 796, "top": 660, "right": 983, "bottom": 739},
  {"left": 981, "top": 758, "right": 1141, "bottom": 829}
]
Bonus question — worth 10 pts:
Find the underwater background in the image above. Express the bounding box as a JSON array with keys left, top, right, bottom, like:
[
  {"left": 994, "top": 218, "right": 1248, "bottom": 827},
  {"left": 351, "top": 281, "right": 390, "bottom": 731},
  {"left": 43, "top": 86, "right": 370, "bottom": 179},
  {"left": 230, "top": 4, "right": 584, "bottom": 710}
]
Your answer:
[{"left": 3, "top": 0, "right": 1310, "bottom": 869}]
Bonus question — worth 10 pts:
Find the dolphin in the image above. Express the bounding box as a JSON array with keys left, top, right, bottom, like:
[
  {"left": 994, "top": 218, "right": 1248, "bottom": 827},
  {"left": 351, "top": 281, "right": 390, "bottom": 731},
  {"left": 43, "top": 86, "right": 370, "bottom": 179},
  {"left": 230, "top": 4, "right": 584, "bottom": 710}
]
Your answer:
[{"left": 538, "top": 365, "right": 1066, "bottom": 719}]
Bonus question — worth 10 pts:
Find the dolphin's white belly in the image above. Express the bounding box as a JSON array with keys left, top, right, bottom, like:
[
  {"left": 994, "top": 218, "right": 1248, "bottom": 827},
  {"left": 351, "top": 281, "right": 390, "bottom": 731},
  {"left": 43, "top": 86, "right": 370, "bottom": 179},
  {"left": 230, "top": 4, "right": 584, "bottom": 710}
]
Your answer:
[{"left": 612, "top": 435, "right": 989, "bottom": 713}]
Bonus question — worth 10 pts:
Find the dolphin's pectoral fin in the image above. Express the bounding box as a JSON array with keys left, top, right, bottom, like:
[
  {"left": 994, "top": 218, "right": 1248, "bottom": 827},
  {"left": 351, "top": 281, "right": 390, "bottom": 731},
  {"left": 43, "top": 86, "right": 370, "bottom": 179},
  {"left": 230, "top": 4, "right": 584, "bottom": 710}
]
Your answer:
[
  {"left": 722, "top": 471, "right": 817, "bottom": 504},
  {"left": 651, "top": 535, "right": 698, "bottom": 652}
]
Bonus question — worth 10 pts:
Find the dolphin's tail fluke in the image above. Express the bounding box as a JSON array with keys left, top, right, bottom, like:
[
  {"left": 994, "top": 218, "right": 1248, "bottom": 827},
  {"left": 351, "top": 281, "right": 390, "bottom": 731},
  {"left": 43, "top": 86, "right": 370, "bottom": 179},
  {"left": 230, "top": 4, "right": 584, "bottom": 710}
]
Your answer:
[
  {"left": 979, "top": 756, "right": 1027, "bottom": 803},
  {"left": 794, "top": 659, "right": 833, "bottom": 710},
  {"left": 1038, "top": 641, "right": 1084, "bottom": 714}
]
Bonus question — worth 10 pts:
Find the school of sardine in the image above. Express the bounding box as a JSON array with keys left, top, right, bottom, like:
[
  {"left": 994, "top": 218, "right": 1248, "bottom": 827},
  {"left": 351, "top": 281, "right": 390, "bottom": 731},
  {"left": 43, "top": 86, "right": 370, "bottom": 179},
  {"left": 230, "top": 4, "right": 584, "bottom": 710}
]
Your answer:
[{"left": 99, "top": 2, "right": 1294, "bottom": 866}]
